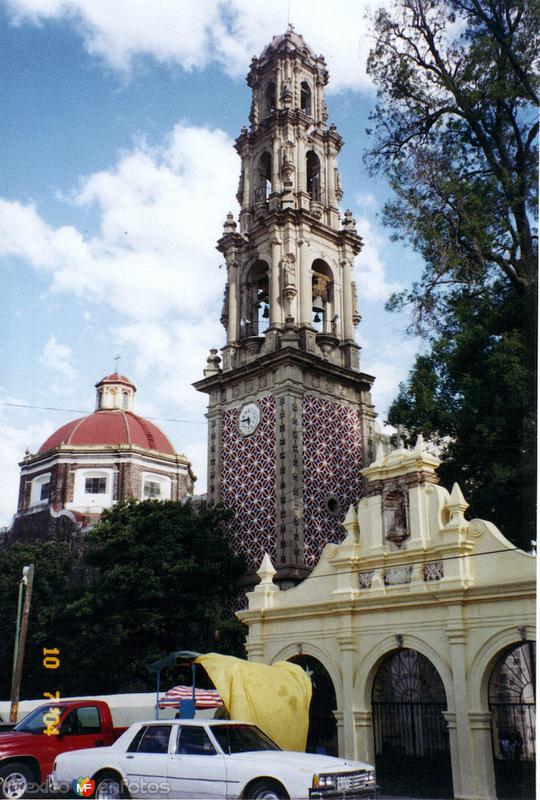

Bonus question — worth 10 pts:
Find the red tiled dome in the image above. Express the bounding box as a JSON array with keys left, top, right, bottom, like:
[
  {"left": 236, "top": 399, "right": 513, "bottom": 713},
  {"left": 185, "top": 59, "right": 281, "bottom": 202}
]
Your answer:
[
  {"left": 38, "top": 411, "right": 175, "bottom": 455},
  {"left": 95, "top": 373, "right": 136, "bottom": 390}
]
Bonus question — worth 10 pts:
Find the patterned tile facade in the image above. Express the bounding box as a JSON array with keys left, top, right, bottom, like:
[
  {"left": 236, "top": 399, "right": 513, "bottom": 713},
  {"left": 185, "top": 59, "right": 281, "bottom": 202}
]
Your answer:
[
  {"left": 302, "top": 394, "right": 364, "bottom": 566},
  {"left": 221, "top": 395, "right": 277, "bottom": 568}
]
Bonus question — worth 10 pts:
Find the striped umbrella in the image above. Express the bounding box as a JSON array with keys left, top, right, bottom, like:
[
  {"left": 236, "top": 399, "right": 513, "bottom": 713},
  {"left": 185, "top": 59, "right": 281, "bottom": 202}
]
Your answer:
[{"left": 159, "top": 685, "right": 223, "bottom": 709}]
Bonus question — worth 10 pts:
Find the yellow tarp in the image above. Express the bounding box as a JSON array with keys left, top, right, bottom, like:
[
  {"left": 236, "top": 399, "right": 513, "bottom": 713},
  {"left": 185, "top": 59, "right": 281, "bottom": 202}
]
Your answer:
[{"left": 195, "top": 653, "right": 312, "bottom": 752}]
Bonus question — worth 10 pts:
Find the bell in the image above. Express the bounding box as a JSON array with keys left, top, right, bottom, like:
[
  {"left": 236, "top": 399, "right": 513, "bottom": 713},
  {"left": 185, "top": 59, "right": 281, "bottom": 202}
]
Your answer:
[
  {"left": 313, "top": 312, "right": 321, "bottom": 323},
  {"left": 262, "top": 305, "right": 269, "bottom": 319}
]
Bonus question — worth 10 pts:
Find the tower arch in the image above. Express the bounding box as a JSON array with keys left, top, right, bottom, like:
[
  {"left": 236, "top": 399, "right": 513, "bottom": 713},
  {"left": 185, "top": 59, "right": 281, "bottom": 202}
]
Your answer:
[
  {"left": 306, "top": 150, "right": 321, "bottom": 200},
  {"left": 300, "top": 81, "right": 312, "bottom": 116}
]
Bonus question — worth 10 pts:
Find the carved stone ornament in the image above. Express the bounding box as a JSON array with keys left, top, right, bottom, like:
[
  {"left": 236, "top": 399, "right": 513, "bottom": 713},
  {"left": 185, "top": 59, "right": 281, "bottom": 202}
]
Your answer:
[
  {"left": 220, "top": 284, "right": 229, "bottom": 329},
  {"left": 382, "top": 482, "right": 410, "bottom": 545},
  {"left": 281, "top": 256, "right": 296, "bottom": 289}
]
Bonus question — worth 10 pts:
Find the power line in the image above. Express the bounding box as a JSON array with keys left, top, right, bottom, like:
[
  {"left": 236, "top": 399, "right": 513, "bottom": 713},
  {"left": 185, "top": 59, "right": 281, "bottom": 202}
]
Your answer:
[
  {"left": 252, "top": 544, "right": 532, "bottom": 585},
  {"left": 0, "top": 402, "right": 206, "bottom": 425}
]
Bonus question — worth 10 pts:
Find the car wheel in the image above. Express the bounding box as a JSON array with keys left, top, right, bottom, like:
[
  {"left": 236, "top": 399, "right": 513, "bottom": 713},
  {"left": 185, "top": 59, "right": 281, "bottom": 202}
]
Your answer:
[
  {"left": 246, "top": 779, "right": 288, "bottom": 800},
  {"left": 93, "top": 772, "right": 130, "bottom": 800},
  {"left": 0, "top": 763, "right": 34, "bottom": 800}
]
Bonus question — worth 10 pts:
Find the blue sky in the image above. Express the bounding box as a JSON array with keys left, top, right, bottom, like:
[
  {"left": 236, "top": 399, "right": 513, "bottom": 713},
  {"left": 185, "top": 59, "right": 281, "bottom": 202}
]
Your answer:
[{"left": 0, "top": 0, "right": 424, "bottom": 526}]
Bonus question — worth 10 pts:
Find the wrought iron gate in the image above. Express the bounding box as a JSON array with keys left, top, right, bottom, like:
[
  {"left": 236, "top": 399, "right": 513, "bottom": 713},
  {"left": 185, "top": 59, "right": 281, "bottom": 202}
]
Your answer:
[
  {"left": 371, "top": 650, "right": 453, "bottom": 798},
  {"left": 489, "top": 642, "right": 536, "bottom": 799}
]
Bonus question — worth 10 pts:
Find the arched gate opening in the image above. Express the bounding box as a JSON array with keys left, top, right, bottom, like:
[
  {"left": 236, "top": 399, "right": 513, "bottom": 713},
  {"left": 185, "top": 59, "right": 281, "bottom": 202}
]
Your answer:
[
  {"left": 489, "top": 641, "right": 536, "bottom": 799},
  {"left": 289, "top": 654, "right": 338, "bottom": 756},
  {"left": 371, "top": 649, "right": 452, "bottom": 798}
]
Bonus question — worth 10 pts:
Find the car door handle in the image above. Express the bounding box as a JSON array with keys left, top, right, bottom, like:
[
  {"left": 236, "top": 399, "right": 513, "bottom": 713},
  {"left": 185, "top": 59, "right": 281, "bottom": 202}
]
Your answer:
[
  {"left": 94, "top": 739, "right": 105, "bottom": 746},
  {"left": 126, "top": 755, "right": 134, "bottom": 759}
]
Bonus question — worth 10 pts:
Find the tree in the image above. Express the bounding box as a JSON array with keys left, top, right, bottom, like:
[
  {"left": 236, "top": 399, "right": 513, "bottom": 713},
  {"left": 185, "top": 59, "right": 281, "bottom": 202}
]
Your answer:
[
  {"left": 0, "top": 502, "right": 246, "bottom": 699},
  {"left": 365, "top": 0, "right": 537, "bottom": 545},
  {"left": 0, "top": 540, "right": 75, "bottom": 701},
  {"left": 366, "top": 0, "right": 538, "bottom": 330},
  {"left": 62, "top": 500, "right": 246, "bottom": 694},
  {"left": 387, "top": 282, "right": 535, "bottom": 549}
]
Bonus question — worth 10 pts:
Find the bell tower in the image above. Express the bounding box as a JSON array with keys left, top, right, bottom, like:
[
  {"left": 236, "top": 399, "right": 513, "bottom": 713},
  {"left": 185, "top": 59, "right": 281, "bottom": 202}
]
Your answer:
[{"left": 194, "top": 26, "right": 376, "bottom": 587}]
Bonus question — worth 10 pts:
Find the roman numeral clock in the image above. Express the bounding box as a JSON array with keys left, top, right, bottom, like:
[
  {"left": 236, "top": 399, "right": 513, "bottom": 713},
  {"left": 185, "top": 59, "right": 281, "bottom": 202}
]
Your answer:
[{"left": 194, "top": 27, "right": 376, "bottom": 588}]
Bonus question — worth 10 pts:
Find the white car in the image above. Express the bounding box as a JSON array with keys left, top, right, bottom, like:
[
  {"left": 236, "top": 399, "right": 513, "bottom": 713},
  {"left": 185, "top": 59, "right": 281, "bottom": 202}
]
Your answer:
[{"left": 49, "top": 719, "right": 377, "bottom": 800}]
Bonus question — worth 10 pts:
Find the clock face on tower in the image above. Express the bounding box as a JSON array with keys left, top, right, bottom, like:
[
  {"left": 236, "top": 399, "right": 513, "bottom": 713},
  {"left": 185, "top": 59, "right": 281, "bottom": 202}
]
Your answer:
[{"left": 238, "top": 402, "right": 261, "bottom": 436}]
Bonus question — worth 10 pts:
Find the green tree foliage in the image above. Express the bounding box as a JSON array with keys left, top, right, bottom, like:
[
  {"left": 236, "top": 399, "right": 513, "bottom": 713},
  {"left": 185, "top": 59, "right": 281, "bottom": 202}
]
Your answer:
[
  {"left": 366, "top": 0, "right": 537, "bottom": 545},
  {"left": 366, "top": 0, "right": 538, "bottom": 328},
  {"left": 0, "top": 540, "right": 75, "bottom": 701},
  {"left": 387, "top": 282, "right": 535, "bottom": 549},
  {"left": 64, "top": 500, "right": 246, "bottom": 694},
  {"left": 0, "top": 502, "right": 246, "bottom": 699}
]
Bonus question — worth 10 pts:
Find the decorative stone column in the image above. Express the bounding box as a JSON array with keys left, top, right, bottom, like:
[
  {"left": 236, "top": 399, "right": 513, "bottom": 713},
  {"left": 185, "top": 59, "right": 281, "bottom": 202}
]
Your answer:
[
  {"left": 447, "top": 621, "right": 476, "bottom": 799},
  {"left": 469, "top": 711, "right": 497, "bottom": 800},
  {"left": 443, "top": 711, "right": 461, "bottom": 798},
  {"left": 341, "top": 259, "right": 355, "bottom": 341},
  {"left": 353, "top": 710, "right": 375, "bottom": 766},
  {"left": 333, "top": 710, "right": 345, "bottom": 758},
  {"left": 337, "top": 632, "right": 356, "bottom": 758},
  {"left": 270, "top": 236, "right": 281, "bottom": 327},
  {"left": 298, "top": 236, "right": 311, "bottom": 326},
  {"left": 227, "top": 258, "right": 239, "bottom": 343}
]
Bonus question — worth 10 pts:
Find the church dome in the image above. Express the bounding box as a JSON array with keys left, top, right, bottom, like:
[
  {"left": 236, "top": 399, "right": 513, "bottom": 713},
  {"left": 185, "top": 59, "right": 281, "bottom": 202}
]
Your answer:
[
  {"left": 260, "top": 26, "right": 316, "bottom": 59},
  {"left": 38, "top": 411, "right": 175, "bottom": 455},
  {"left": 38, "top": 372, "right": 175, "bottom": 455}
]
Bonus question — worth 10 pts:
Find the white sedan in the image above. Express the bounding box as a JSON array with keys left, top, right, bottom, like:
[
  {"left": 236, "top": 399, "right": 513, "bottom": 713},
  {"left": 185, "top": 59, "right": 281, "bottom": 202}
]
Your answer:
[{"left": 49, "top": 719, "right": 377, "bottom": 800}]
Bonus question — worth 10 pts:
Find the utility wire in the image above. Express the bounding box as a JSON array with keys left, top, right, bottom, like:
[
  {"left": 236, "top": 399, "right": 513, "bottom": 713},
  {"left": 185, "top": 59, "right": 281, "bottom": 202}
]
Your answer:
[
  {"left": 0, "top": 401, "right": 205, "bottom": 425},
  {"left": 248, "top": 544, "right": 533, "bottom": 585}
]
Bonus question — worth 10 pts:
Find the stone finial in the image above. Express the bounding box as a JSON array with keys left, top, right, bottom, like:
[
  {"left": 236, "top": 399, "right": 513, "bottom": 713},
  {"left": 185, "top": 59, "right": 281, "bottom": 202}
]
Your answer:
[
  {"left": 342, "top": 209, "right": 357, "bottom": 231},
  {"left": 342, "top": 504, "right": 360, "bottom": 544},
  {"left": 203, "top": 348, "right": 221, "bottom": 376},
  {"left": 223, "top": 212, "right": 237, "bottom": 233},
  {"left": 414, "top": 433, "right": 425, "bottom": 452},
  {"left": 444, "top": 482, "right": 469, "bottom": 530},
  {"left": 256, "top": 553, "right": 277, "bottom": 588}
]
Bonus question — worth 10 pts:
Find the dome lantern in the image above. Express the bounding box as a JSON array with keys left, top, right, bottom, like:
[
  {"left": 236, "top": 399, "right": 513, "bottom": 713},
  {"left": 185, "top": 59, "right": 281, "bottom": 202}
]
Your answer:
[{"left": 95, "top": 372, "right": 137, "bottom": 412}]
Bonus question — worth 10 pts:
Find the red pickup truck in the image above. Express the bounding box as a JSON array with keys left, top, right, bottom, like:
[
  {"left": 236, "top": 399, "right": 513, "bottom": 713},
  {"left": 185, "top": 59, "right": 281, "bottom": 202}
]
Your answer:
[{"left": 0, "top": 700, "right": 126, "bottom": 799}]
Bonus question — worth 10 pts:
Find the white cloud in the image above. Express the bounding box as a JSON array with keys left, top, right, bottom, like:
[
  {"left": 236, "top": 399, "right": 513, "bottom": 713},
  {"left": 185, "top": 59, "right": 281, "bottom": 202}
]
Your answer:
[
  {"left": 0, "top": 123, "right": 237, "bottom": 326},
  {"left": 39, "top": 334, "right": 78, "bottom": 390},
  {"left": 4, "top": 0, "right": 386, "bottom": 92},
  {"left": 354, "top": 216, "right": 403, "bottom": 301},
  {"left": 0, "top": 392, "right": 55, "bottom": 528},
  {"left": 354, "top": 191, "right": 378, "bottom": 209},
  {"left": 364, "top": 360, "right": 408, "bottom": 420},
  {"left": 0, "top": 122, "right": 235, "bottom": 508}
]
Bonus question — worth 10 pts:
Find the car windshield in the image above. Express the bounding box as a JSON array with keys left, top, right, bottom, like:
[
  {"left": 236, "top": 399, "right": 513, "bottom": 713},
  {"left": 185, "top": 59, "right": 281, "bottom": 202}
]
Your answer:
[
  {"left": 14, "top": 706, "right": 62, "bottom": 734},
  {"left": 211, "top": 724, "right": 281, "bottom": 754}
]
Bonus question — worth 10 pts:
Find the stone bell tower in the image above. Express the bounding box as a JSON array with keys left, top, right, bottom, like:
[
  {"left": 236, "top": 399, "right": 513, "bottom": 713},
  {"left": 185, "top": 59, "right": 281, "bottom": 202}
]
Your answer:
[{"left": 194, "top": 26, "right": 376, "bottom": 587}]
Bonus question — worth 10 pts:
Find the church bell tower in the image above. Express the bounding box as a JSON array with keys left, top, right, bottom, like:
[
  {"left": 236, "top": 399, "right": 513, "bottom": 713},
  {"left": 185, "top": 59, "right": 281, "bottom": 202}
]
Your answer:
[{"left": 194, "top": 27, "right": 376, "bottom": 587}]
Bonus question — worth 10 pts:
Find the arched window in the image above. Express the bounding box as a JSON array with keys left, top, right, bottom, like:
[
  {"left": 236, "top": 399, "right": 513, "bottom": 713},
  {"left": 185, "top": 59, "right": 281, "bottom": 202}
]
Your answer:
[
  {"left": 306, "top": 151, "right": 320, "bottom": 200},
  {"left": 122, "top": 391, "right": 129, "bottom": 410},
  {"left": 255, "top": 152, "right": 272, "bottom": 203},
  {"left": 265, "top": 82, "right": 276, "bottom": 116},
  {"left": 311, "top": 259, "right": 333, "bottom": 332},
  {"left": 242, "top": 260, "right": 269, "bottom": 337},
  {"left": 300, "top": 81, "right": 312, "bottom": 116}
]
